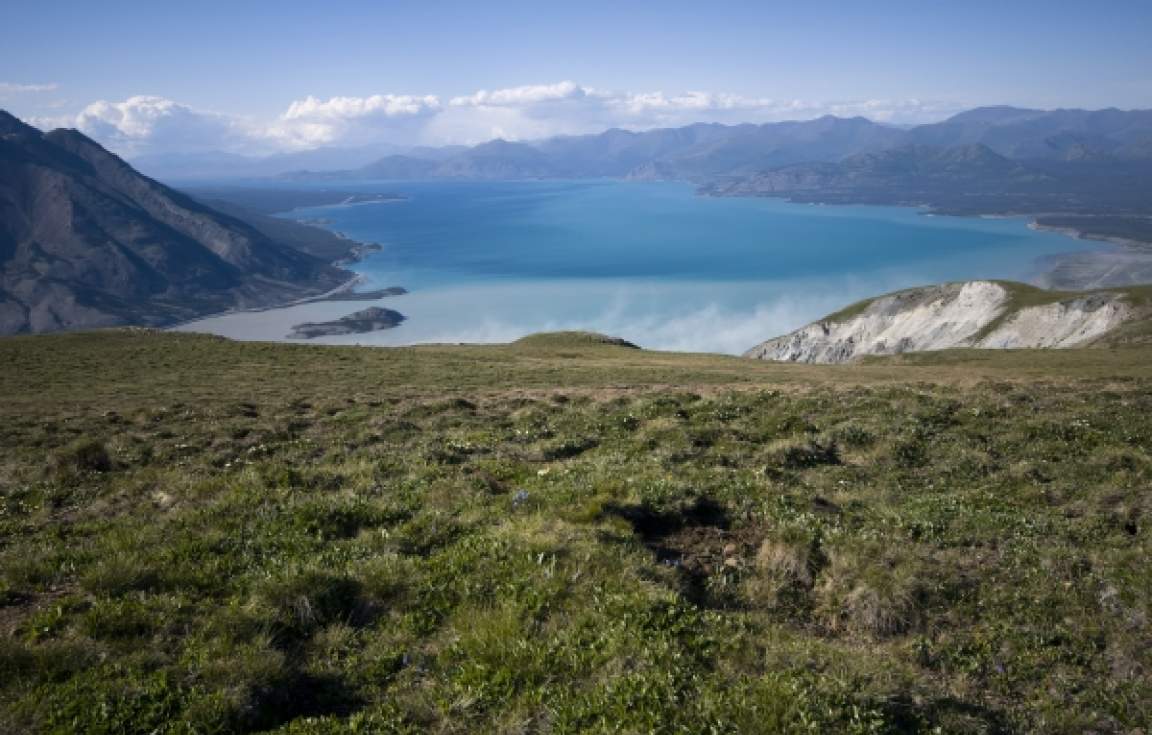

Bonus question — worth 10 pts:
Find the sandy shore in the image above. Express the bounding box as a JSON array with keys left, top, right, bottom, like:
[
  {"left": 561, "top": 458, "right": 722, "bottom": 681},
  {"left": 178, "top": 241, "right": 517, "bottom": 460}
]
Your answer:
[
  {"left": 163, "top": 274, "right": 367, "bottom": 331},
  {"left": 1028, "top": 222, "right": 1152, "bottom": 290}
]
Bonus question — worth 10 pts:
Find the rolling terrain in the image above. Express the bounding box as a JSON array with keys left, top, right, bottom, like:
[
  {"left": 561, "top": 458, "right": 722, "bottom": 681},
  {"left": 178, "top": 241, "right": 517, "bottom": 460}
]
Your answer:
[{"left": 0, "top": 330, "right": 1149, "bottom": 732}]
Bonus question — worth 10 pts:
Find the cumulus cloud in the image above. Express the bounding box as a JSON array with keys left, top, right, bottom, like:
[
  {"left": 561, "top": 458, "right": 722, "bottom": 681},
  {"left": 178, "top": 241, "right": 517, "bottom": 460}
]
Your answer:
[
  {"left": 269, "top": 94, "right": 441, "bottom": 149},
  {"left": 73, "top": 96, "right": 265, "bottom": 157},
  {"left": 605, "top": 90, "right": 961, "bottom": 128},
  {"left": 427, "top": 82, "right": 960, "bottom": 143},
  {"left": 55, "top": 82, "right": 963, "bottom": 157},
  {"left": 429, "top": 82, "right": 604, "bottom": 143},
  {"left": 449, "top": 80, "right": 588, "bottom": 107}
]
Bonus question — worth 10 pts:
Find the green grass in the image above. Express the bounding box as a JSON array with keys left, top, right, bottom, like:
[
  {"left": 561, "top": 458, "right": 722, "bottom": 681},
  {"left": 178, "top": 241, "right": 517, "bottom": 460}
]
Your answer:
[
  {"left": 512, "top": 331, "right": 640, "bottom": 349},
  {"left": 0, "top": 330, "right": 1150, "bottom": 733}
]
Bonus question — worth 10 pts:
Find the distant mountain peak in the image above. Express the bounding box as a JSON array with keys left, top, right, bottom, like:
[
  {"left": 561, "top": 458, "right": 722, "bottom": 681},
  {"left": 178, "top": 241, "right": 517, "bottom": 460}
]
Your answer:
[{"left": 943, "top": 105, "right": 1043, "bottom": 122}]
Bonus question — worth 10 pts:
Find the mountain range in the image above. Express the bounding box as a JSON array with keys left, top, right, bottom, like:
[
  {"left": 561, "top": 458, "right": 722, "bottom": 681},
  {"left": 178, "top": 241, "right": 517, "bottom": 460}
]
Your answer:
[
  {"left": 0, "top": 111, "right": 354, "bottom": 334},
  {"left": 277, "top": 106, "right": 1152, "bottom": 184}
]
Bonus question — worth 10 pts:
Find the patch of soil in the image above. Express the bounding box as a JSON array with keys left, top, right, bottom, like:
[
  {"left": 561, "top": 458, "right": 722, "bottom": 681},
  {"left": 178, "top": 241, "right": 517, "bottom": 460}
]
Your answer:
[
  {"left": 607, "top": 497, "right": 762, "bottom": 607},
  {"left": 0, "top": 586, "right": 77, "bottom": 638}
]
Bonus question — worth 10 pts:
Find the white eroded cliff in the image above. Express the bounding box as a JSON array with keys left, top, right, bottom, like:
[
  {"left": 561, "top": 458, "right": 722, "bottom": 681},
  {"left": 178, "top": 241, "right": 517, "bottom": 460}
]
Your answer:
[{"left": 744, "top": 281, "right": 1136, "bottom": 363}]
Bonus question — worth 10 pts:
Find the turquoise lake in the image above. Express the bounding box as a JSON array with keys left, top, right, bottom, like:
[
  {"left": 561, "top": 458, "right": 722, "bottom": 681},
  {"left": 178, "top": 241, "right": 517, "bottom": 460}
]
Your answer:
[{"left": 176, "top": 180, "right": 1091, "bottom": 353}]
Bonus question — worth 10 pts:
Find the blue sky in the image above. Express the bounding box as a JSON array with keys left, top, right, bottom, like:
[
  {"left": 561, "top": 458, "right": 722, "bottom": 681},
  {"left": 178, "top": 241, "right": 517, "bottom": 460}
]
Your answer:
[{"left": 2, "top": 0, "right": 1149, "bottom": 155}]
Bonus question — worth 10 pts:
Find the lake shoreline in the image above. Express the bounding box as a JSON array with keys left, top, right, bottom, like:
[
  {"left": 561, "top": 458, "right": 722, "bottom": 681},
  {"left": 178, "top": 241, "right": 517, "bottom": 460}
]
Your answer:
[
  {"left": 698, "top": 187, "right": 1150, "bottom": 290},
  {"left": 173, "top": 181, "right": 1120, "bottom": 352}
]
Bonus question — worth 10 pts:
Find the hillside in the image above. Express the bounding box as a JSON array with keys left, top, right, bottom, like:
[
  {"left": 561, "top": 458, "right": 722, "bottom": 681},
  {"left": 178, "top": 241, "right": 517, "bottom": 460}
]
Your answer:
[
  {"left": 745, "top": 281, "right": 1152, "bottom": 363},
  {"left": 190, "top": 197, "right": 375, "bottom": 265},
  {"left": 0, "top": 111, "right": 350, "bottom": 334},
  {"left": 0, "top": 330, "right": 1150, "bottom": 733},
  {"left": 702, "top": 145, "right": 1152, "bottom": 218}
]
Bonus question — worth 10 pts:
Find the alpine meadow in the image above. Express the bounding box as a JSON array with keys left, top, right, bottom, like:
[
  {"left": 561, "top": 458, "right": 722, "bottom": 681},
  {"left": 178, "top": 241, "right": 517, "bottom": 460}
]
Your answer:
[{"left": 2, "top": 2, "right": 1152, "bottom": 733}]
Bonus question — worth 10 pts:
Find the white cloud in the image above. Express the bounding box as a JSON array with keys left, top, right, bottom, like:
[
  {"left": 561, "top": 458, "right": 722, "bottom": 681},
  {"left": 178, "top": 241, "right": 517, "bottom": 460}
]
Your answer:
[
  {"left": 269, "top": 94, "right": 441, "bottom": 148},
  {"left": 449, "top": 80, "right": 587, "bottom": 107},
  {"left": 429, "top": 83, "right": 961, "bottom": 143},
  {"left": 73, "top": 96, "right": 264, "bottom": 157},
  {"left": 0, "top": 82, "right": 58, "bottom": 94},
  {"left": 49, "top": 83, "right": 963, "bottom": 157},
  {"left": 431, "top": 83, "right": 788, "bottom": 143}
]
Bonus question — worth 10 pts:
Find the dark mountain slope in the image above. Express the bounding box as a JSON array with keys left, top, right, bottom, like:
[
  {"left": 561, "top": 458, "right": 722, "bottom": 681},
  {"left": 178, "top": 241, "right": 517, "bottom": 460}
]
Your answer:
[
  {"left": 703, "top": 141, "right": 1152, "bottom": 225},
  {"left": 0, "top": 110, "right": 347, "bottom": 334},
  {"left": 191, "top": 197, "right": 370, "bottom": 264}
]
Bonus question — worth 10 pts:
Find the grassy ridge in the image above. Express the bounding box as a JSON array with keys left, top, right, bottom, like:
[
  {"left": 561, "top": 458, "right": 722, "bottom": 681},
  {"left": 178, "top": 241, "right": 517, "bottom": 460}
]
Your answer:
[{"left": 1, "top": 332, "right": 1150, "bottom": 733}]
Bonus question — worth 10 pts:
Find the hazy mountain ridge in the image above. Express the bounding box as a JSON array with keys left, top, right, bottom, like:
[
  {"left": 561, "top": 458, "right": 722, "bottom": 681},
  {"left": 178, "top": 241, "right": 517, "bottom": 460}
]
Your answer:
[
  {"left": 700, "top": 142, "right": 1058, "bottom": 204},
  {"left": 903, "top": 106, "right": 1152, "bottom": 161},
  {"left": 0, "top": 111, "right": 351, "bottom": 334},
  {"left": 280, "top": 114, "right": 911, "bottom": 181},
  {"left": 276, "top": 106, "right": 1152, "bottom": 184}
]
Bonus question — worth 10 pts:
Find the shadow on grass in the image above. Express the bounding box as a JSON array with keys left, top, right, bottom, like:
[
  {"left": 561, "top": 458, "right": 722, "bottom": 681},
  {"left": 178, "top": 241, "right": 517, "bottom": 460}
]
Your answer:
[{"left": 606, "top": 497, "right": 734, "bottom": 607}]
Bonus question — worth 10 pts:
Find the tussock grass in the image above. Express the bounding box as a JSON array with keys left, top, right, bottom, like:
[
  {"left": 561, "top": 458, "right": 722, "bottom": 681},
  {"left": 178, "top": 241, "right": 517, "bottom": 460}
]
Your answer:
[
  {"left": 51, "top": 436, "right": 112, "bottom": 477},
  {"left": 0, "top": 330, "right": 1150, "bottom": 732}
]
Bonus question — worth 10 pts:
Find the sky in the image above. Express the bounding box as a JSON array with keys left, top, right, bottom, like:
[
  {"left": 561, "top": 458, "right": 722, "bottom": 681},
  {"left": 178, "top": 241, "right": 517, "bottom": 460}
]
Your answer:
[{"left": 1, "top": 0, "right": 1150, "bottom": 158}]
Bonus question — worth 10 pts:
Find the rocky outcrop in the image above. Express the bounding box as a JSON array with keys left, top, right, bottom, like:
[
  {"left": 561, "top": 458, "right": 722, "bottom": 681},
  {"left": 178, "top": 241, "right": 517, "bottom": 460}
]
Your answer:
[
  {"left": 977, "top": 292, "right": 1132, "bottom": 348},
  {"left": 745, "top": 281, "right": 1139, "bottom": 363}
]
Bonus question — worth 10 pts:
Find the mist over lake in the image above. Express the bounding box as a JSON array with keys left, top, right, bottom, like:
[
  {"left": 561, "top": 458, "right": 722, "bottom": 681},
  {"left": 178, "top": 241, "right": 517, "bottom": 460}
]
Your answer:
[{"left": 176, "top": 180, "right": 1092, "bottom": 353}]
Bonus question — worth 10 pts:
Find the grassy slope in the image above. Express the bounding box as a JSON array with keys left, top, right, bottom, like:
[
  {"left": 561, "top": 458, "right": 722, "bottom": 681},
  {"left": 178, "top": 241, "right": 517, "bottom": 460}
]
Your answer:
[{"left": 1, "top": 331, "right": 1151, "bottom": 733}]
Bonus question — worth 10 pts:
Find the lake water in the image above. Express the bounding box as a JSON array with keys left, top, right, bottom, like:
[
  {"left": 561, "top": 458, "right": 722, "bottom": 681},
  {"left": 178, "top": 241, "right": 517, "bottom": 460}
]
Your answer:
[{"left": 175, "top": 180, "right": 1091, "bottom": 353}]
